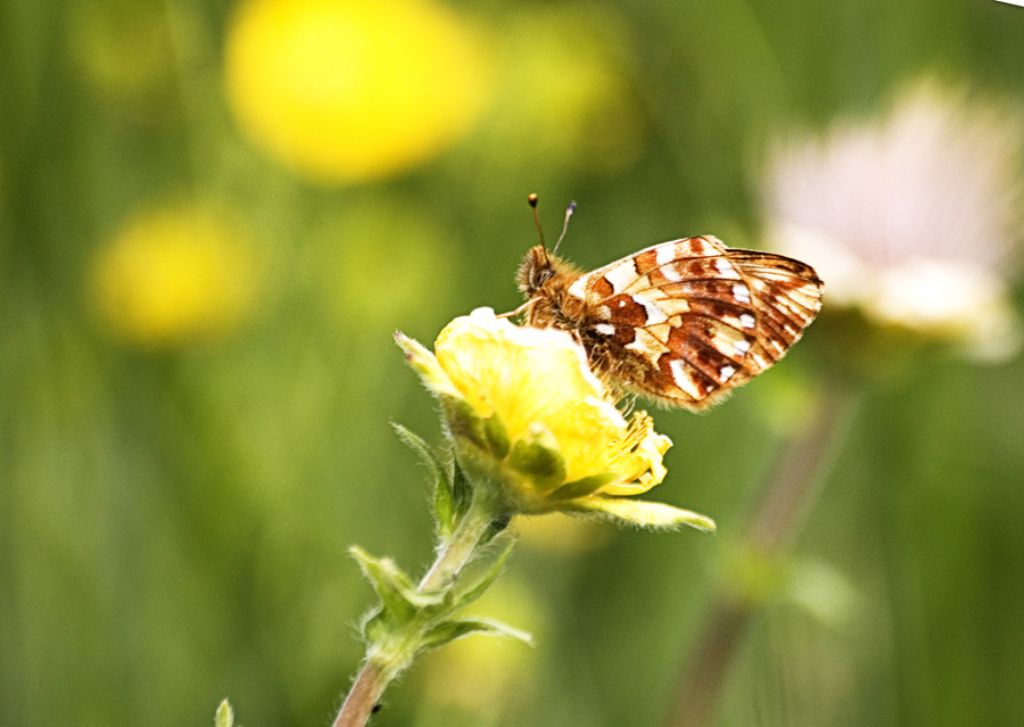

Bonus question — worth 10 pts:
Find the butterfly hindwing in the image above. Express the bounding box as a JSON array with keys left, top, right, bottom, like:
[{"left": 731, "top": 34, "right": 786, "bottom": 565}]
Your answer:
[{"left": 722, "top": 249, "right": 824, "bottom": 386}]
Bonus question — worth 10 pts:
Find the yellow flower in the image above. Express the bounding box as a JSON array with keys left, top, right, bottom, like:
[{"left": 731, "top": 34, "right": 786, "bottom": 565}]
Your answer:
[
  {"left": 225, "top": 0, "right": 490, "bottom": 185},
  {"left": 398, "top": 308, "right": 714, "bottom": 531},
  {"left": 91, "top": 205, "right": 257, "bottom": 346}
]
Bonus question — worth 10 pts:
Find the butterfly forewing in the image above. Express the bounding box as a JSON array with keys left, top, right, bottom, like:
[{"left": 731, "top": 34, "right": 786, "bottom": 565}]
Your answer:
[{"left": 522, "top": 235, "right": 823, "bottom": 410}]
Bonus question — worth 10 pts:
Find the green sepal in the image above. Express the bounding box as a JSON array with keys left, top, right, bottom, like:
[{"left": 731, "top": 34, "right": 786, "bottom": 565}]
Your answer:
[
  {"left": 391, "top": 422, "right": 456, "bottom": 537},
  {"left": 215, "top": 699, "right": 234, "bottom": 727},
  {"left": 349, "top": 546, "right": 444, "bottom": 624},
  {"left": 506, "top": 424, "right": 565, "bottom": 490},
  {"left": 547, "top": 472, "right": 618, "bottom": 501},
  {"left": 478, "top": 513, "right": 512, "bottom": 546},
  {"left": 441, "top": 396, "right": 490, "bottom": 450},
  {"left": 483, "top": 414, "right": 510, "bottom": 459},
  {"left": 450, "top": 538, "right": 515, "bottom": 611},
  {"left": 419, "top": 617, "right": 533, "bottom": 652},
  {"left": 450, "top": 457, "right": 473, "bottom": 521},
  {"left": 433, "top": 475, "right": 457, "bottom": 539},
  {"left": 566, "top": 497, "right": 717, "bottom": 532}
]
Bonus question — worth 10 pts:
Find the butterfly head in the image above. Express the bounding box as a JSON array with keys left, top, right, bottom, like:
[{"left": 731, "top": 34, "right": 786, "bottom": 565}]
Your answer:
[
  {"left": 519, "top": 195, "right": 579, "bottom": 297},
  {"left": 517, "top": 244, "right": 557, "bottom": 296}
]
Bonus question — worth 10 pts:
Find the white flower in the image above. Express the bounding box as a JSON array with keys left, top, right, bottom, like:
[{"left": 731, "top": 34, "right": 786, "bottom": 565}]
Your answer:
[{"left": 763, "top": 80, "right": 1023, "bottom": 361}]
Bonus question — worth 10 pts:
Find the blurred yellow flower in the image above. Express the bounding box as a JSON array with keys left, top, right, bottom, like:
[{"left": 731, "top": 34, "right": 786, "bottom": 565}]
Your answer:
[
  {"left": 421, "top": 579, "right": 541, "bottom": 712},
  {"left": 513, "top": 512, "right": 609, "bottom": 554},
  {"left": 398, "top": 308, "right": 714, "bottom": 531},
  {"left": 476, "top": 5, "right": 644, "bottom": 173},
  {"left": 225, "top": 0, "right": 490, "bottom": 185},
  {"left": 91, "top": 206, "right": 257, "bottom": 346}
]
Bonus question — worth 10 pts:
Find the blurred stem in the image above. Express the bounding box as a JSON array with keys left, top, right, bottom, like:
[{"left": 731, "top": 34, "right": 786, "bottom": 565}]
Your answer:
[
  {"left": 667, "top": 379, "right": 859, "bottom": 727},
  {"left": 333, "top": 503, "right": 498, "bottom": 727}
]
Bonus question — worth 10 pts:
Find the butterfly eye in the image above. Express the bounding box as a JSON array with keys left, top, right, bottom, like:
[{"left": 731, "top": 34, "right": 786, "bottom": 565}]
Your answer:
[{"left": 533, "top": 267, "right": 554, "bottom": 288}]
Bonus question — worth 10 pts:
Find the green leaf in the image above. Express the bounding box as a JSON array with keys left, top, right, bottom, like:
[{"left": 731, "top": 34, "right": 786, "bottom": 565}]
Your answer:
[
  {"left": 392, "top": 422, "right": 447, "bottom": 487},
  {"left": 419, "top": 617, "right": 533, "bottom": 652},
  {"left": 362, "top": 609, "right": 391, "bottom": 644},
  {"left": 392, "top": 422, "right": 456, "bottom": 536},
  {"left": 567, "top": 497, "right": 716, "bottom": 532},
  {"left": 214, "top": 699, "right": 234, "bottom": 727},
  {"left": 450, "top": 538, "right": 515, "bottom": 610},
  {"left": 349, "top": 547, "right": 444, "bottom": 623}
]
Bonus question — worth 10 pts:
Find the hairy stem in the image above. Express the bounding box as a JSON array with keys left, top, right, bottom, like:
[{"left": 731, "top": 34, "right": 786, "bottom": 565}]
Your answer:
[
  {"left": 333, "top": 662, "right": 387, "bottom": 727},
  {"left": 667, "top": 381, "right": 859, "bottom": 727},
  {"left": 332, "top": 505, "right": 498, "bottom": 727},
  {"left": 419, "top": 507, "right": 495, "bottom": 592}
]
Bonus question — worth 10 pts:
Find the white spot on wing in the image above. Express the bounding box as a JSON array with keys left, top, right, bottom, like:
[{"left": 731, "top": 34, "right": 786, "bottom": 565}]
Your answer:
[
  {"left": 626, "top": 329, "right": 668, "bottom": 355},
  {"left": 656, "top": 244, "right": 676, "bottom": 266},
  {"left": 657, "top": 297, "right": 691, "bottom": 316},
  {"left": 732, "top": 283, "right": 751, "bottom": 304},
  {"left": 593, "top": 323, "right": 616, "bottom": 336},
  {"left": 719, "top": 365, "right": 736, "bottom": 381},
  {"left": 638, "top": 296, "right": 667, "bottom": 324},
  {"left": 734, "top": 338, "right": 752, "bottom": 355},
  {"left": 670, "top": 359, "right": 703, "bottom": 399},
  {"left": 740, "top": 313, "right": 756, "bottom": 329},
  {"left": 604, "top": 264, "right": 638, "bottom": 293},
  {"left": 661, "top": 263, "right": 683, "bottom": 282}
]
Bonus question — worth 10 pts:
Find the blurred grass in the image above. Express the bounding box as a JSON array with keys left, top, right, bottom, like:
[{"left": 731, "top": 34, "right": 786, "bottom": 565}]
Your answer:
[{"left": 2, "top": 1, "right": 1024, "bottom": 725}]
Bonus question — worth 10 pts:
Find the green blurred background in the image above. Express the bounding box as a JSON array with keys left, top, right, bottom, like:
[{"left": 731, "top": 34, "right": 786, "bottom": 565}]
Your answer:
[{"left": 2, "top": 1, "right": 1024, "bottom": 725}]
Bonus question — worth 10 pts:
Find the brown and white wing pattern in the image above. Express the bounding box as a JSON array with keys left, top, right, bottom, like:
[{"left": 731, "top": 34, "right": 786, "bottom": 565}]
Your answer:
[
  {"left": 722, "top": 249, "right": 824, "bottom": 389},
  {"left": 564, "top": 236, "right": 822, "bottom": 410}
]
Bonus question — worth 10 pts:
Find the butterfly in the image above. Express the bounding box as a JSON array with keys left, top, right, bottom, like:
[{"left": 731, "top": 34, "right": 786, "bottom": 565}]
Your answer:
[{"left": 516, "top": 233, "right": 823, "bottom": 411}]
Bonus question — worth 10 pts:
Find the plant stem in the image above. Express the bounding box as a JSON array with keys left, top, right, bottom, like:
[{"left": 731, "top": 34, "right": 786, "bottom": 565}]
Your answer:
[
  {"left": 419, "top": 507, "right": 495, "bottom": 591},
  {"left": 333, "top": 662, "right": 387, "bottom": 727},
  {"left": 332, "top": 505, "right": 497, "bottom": 727},
  {"left": 666, "top": 380, "right": 859, "bottom": 727}
]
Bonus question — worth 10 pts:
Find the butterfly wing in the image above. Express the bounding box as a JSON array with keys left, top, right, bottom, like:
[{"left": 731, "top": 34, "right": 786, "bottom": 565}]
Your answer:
[
  {"left": 569, "top": 236, "right": 822, "bottom": 409},
  {"left": 721, "top": 249, "right": 824, "bottom": 388}
]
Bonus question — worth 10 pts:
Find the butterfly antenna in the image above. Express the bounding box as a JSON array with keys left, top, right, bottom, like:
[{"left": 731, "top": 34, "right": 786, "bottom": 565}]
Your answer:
[
  {"left": 551, "top": 200, "right": 576, "bottom": 257},
  {"left": 528, "top": 193, "right": 547, "bottom": 249}
]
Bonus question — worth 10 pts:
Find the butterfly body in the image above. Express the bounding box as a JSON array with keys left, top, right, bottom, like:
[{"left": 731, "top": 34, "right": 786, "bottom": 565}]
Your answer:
[{"left": 517, "top": 236, "right": 823, "bottom": 411}]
